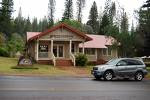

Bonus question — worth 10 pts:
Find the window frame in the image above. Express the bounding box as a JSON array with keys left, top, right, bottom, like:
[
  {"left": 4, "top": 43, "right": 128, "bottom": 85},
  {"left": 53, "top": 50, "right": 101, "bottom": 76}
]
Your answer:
[{"left": 85, "top": 48, "right": 96, "bottom": 55}]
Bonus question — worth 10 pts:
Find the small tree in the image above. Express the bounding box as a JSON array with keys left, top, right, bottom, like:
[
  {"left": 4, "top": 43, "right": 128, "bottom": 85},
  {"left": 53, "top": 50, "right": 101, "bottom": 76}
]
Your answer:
[{"left": 7, "top": 33, "right": 24, "bottom": 57}]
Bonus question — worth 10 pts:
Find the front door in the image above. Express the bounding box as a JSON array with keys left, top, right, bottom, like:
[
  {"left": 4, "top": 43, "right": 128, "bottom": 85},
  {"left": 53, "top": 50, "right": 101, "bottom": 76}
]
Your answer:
[{"left": 53, "top": 45, "right": 64, "bottom": 58}]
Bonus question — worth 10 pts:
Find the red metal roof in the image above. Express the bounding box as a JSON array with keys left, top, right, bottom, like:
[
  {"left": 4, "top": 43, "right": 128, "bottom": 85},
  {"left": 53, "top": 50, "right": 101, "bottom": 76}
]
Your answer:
[
  {"left": 27, "top": 23, "right": 92, "bottom": 42},
  {"left": 27, "top": 32, "right": 41, "bottom": 41},
  {"left": 79, "top": 34, "right": 114, "bottom": 49}
]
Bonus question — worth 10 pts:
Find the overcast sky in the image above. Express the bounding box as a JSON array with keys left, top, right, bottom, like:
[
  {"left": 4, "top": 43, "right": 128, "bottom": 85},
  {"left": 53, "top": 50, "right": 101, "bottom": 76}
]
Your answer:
[{"left": 12, "top": 0, "right": 146, "bottom": 25}]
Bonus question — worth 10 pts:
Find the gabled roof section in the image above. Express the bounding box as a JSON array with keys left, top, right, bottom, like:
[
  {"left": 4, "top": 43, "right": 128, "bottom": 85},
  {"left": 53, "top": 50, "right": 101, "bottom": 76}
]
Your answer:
[
  {"left": 27, "top": 32, "right": 41, "bottom": 41},
  {"left": 27, "top": 23, "right": 92, "bottom": 42}
]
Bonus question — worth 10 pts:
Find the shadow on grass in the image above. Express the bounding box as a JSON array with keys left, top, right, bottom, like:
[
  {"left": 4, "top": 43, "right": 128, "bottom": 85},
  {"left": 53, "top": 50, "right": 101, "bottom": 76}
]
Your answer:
[{"left": 11, "top": 66, "right": 39, "bottom": 70}]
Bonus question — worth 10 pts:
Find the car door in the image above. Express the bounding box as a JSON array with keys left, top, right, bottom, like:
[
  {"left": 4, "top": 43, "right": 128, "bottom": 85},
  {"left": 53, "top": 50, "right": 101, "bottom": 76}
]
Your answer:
[
  {"left": 125, "top": 59, "right": 138, "bottom": 76},
  {"left": 115, "top": 60, "right": 128, "bottom": 76}
]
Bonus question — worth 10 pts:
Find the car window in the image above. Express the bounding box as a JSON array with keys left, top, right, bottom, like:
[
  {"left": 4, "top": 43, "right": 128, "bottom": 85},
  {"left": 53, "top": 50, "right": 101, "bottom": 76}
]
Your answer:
[
  {"left": 106, "top": 59, "right": 119, "bottom": 65},
  {"left": 117, "top": 60, "right": 128, "bottom": 66},
  {"left": 126, "top": 59, "right": 143, "bottom": 65}
]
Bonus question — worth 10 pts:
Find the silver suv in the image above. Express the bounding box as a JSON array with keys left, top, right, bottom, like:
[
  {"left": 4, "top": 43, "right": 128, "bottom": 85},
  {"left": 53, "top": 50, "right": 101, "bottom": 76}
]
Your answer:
[{"left": 91, "top": 58, "right": 148, "bottom": 81}]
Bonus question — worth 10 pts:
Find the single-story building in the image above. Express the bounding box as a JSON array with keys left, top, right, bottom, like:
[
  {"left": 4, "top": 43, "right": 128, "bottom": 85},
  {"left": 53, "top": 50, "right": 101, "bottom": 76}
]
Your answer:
[{"left": 26, "top": 23, "right": 118, "bottom": 66}]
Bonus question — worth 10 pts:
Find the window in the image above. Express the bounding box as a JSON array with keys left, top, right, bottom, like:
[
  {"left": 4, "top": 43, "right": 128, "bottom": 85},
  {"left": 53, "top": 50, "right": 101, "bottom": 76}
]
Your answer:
[
  {"left": 126, "top": 59, "right": 143, "bottom": 65},
  {"left": 102, "top": 48, "right": 112, "bottom": 56},
  {"left": 39, "top": 45, "right": 48, "bottom": 52},
  {"left": 102, "top": 49, "right": 107, "bottom": 55},
  {"left": 79, "top": 48, "right": 82, "bottom": 53},
  {"left": 39, "top": 45, "right": 48, "bottom": 58},
  {"left": 108, "top": 47, "right": 112, "bottom": 55},
  {"left": 117, "top": 60, "right": 128, "bottom": 66},
  {"left": 85, "top": 48, "right": 95, "bottom": 55},
  {"left": 71, "top": 44, "right": 75, "bottom": 53}
]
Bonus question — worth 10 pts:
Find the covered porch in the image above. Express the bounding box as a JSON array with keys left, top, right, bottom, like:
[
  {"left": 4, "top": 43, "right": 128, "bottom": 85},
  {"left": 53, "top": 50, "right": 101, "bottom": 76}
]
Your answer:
[{"left": 35, "top": 40, "right": 86, "bottom": 66}]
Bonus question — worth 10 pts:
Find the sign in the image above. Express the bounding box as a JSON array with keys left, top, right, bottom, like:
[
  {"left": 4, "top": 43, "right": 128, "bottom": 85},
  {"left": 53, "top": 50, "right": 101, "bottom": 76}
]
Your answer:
[
  {"left": 18, "top": 56, "right": 33, "bottom": 66},
  {"left": 50, "top": 35, "right": 73, "bottom": 40}
]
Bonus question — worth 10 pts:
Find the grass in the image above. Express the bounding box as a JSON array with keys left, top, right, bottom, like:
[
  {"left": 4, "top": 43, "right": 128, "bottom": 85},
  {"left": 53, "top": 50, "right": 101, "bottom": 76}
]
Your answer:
[
  {"left": 146, "top": 67, "right": 150, "bottom": 79},
  {"left": 0, "top": 57, "right": 92, "bottom": 77},
  {"left": 0, "top": 57, "right": 149, "bottom": 79}
]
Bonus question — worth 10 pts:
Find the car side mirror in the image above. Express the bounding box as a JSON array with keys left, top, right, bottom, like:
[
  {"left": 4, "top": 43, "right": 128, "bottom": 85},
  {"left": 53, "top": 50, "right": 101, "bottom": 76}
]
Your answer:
[{"left": 116, "top": 63, "right": 122, "bottom": 66}]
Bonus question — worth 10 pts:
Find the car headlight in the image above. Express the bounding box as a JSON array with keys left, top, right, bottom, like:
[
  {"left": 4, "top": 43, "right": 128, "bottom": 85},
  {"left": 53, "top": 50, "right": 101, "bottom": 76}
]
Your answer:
[{"left": 98, "top": 67, "right": 105, "bottom": 71}]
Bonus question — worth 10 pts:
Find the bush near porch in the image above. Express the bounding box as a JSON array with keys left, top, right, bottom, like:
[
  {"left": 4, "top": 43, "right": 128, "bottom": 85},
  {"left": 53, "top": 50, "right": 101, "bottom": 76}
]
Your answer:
[
  {"left": 0, "top": 57, "right": 92, "bottom": 77},
  {"left": 75, "top": 53, "right": 88, "bottom": 67}
]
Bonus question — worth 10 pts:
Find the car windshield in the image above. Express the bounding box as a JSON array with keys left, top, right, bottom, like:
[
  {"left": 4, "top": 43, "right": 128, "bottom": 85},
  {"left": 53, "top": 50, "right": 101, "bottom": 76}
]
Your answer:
[{"left": 106, "top": 59, "right": 119, "bottom": 65}]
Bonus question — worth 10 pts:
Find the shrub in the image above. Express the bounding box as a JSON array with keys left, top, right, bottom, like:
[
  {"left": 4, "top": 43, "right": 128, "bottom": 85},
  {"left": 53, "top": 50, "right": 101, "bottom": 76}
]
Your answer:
[
  {"left": 0, "top": 47, "right": 9, "bottom": 57},
  {"left": 75, "top": 53, "right": 88, "bottom": 67}
]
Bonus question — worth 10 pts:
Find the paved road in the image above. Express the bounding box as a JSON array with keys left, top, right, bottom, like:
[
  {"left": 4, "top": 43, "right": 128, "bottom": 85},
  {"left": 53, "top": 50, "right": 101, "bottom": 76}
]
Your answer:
[{"left": 0, "top": 76, "right": 150, "bottom": 100}]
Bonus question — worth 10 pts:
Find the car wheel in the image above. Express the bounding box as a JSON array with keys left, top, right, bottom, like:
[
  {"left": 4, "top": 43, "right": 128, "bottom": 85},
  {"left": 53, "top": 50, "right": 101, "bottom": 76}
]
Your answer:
[
  {"left": 135, "top": 72, "right": 143, "bottom": 81},
  {"left": 103, "top": 71, "right": 113, "bottom": 81}
]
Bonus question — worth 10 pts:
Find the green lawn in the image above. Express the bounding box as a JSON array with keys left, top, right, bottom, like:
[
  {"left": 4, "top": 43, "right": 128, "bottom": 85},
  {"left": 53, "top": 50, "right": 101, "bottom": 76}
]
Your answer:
[
  {"left": 0, "top": 57, "right": 92, "bottom": 77},
  {"left": 146, "top": 67, "right": 150, "bottom": 79},
  {"left": 0, "top": 57, "right": 149, "bottom": 79}
]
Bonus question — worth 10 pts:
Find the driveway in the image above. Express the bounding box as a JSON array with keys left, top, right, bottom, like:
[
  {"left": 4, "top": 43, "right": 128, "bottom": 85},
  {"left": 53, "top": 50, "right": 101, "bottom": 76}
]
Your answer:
[{"left": 0, "top": 76, "right": 150, "bottom": 100}]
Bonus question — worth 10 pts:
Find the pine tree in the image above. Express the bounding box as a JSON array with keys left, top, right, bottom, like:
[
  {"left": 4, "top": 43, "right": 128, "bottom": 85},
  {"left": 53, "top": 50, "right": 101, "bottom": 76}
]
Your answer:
[
  {"left": 48, "top": 0, "right": 55, "bottom": 27},
  {"left": 138, "top": 0, "right": 150, "bottom": 56},
  {"left": 32, "top": 17, "right": 38, "bottom": 32},
  {"left": 14, "top": 7, "right": 26, "bottom": 36},
  {"left": 38, "top": 17, "right": 49, "bottom": 31},
  {"left": 143, "top": 0, "right": 150, "bottom": 7},
  {"left": 24, "top": 17, "right": 32, "bottom": 33},
  {"left": 108, "top": 2, "right": 116, "bottom": 24},
  {"left": 76, "top": 0, "right": 85, "bottom": 22},
  {"left": 86, "top": 1, "right": 99, "bottom": 34},
  {"left": 120, "top": 11, "right": 128, "bottom": 34},
  {"left": 99, "top": 1, "right": 116, "bottom": 35},
  {"left": 0, "top": 0, "right": 14, "bottom": 38},
  {"left": 104, "top": 0, "right": 112, "bottom": 14},
  {"left": 62, "top": 0, "right": 73, "bottom": 20},
  {"left": 99, "top": 14, "right": 110, "bottom": 35}
]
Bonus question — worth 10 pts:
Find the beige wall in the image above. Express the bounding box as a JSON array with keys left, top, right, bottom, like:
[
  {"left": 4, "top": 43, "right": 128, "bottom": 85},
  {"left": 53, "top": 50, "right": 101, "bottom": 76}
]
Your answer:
[
  {"left": 40, "top": 28, "right": 84, "bottom": 41},
  {"left": 85, "top": 48, "right": 118, "bottom": 62},
  {"left": 97, "top": 48, "right": 118, "bottom": 61}
]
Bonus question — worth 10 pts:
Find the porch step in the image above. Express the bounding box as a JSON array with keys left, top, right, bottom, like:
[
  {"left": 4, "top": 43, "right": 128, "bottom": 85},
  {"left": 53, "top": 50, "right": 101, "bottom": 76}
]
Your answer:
[
  {"left": 37, "top": 60, "right": 53, "bottom": 65},
  {"left": 56, "top": 59, "right": 73, "bottom": 66}
]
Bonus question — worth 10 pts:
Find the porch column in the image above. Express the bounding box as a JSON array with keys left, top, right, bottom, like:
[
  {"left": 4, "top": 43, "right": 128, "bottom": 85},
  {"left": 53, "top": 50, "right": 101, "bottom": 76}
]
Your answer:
[
  {"left": 36, "top": 40, "right": 39, "bottom": 61},
  {"left": 69, "top": 40, "right": 72, "bottom": 53},
  {"left": 82, "top": 41, "right": 85, "bottom": 54},
  {"left": 51, "top": 39, "right": 53, "bottom": 54}
]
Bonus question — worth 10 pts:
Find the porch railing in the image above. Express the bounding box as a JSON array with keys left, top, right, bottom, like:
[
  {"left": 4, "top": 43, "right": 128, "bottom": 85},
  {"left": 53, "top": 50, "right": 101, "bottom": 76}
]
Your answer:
[
  {"left": 70, "top": 53, "right": 76, "bottom": 66},
  {"left": 39, "top": 52, "right": 48, "bottom": 58}
]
